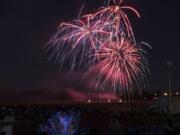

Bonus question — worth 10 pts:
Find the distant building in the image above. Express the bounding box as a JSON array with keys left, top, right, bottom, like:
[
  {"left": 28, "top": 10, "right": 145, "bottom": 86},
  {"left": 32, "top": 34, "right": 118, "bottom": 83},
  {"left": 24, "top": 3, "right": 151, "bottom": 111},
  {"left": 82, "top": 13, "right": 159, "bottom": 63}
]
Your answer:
[
  {"left": 170, "top": 97, "right": 180, "bottom": 114},
  {"left": 150, "top": 96, "right": 180, "bottom": 115}
]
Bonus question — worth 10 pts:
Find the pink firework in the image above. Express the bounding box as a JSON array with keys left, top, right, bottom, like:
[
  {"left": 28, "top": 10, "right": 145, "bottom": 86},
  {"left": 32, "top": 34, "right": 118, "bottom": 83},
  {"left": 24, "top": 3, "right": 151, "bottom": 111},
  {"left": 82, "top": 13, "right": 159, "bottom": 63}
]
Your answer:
[
  {"left": 59, "top": 15, "right": 110, "bottom": 49},
  {"left": 47, "top": 15, "right": 110, "bottom": 71},
  {"left": 87, "top": 37, "right": 149, "bottom": 94},
  {"left": 93, "top": 0, "right": 140, "bottom": 38}
]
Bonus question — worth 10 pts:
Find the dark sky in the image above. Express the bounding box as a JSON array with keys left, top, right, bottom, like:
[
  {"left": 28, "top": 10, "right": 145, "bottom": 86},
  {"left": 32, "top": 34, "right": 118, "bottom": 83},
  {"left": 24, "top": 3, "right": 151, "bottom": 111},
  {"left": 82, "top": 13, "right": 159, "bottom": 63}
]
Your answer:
[{"left": 0, "top": 0, "right": 180, "bottom": 92}]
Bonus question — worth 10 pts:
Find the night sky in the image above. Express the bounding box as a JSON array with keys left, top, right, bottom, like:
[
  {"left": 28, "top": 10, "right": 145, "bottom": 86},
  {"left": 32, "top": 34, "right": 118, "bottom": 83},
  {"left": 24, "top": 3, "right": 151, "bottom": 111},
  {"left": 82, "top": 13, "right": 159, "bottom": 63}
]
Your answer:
[{"left": 0, "top": 0, "right": 180, "bottom": 94}]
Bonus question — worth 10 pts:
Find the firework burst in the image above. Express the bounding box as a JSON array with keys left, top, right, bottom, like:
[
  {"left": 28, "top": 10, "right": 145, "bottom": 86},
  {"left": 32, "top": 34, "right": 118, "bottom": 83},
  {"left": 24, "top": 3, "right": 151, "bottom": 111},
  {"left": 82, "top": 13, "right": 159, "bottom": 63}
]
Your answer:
[
  {"left": 46, "top": 15, "right": 110, "bottom": 71},
  {"left": 86, "top": 37, "right": 149, "bottom": 95},
  {"left": 93, "top": 0, "right": 140, "bottom": 39}
]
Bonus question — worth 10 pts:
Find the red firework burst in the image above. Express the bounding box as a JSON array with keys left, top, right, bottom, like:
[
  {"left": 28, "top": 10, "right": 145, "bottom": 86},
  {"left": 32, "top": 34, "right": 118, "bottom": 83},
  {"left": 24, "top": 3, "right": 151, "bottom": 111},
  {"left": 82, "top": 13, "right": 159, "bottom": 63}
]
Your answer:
[{"left": 87, "top": 37, "right": 148, "bottom": 93}]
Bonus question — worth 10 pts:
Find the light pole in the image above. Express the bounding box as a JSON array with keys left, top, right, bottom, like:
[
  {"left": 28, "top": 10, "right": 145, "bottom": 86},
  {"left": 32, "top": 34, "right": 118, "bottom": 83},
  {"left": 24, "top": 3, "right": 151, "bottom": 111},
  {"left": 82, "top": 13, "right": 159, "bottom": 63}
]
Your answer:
[{"left": 166, "top": 61, "right": 173, "bottom": 120}]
